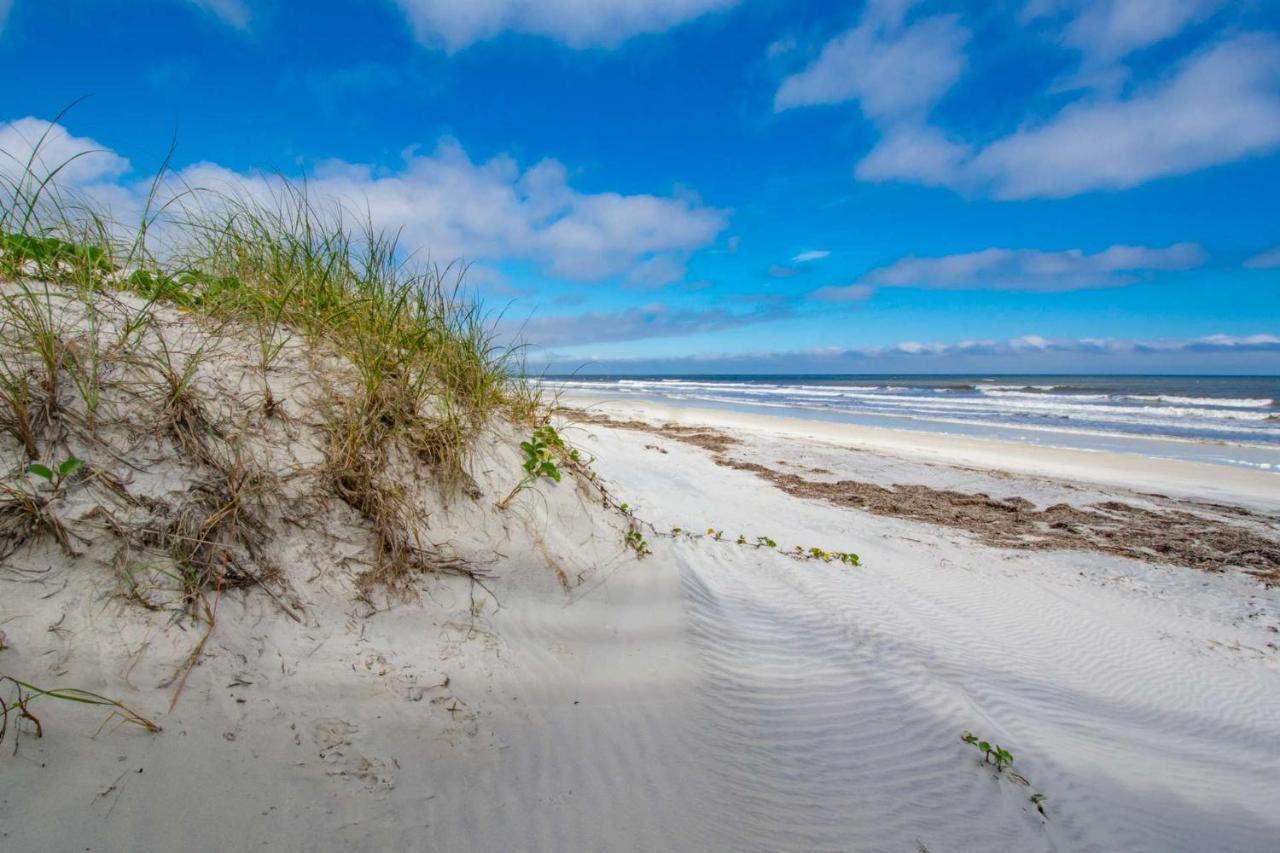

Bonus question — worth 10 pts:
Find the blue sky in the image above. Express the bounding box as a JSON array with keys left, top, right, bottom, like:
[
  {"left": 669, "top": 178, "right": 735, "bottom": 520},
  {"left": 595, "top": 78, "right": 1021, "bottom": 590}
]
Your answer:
[{"left": 1, "top": 0, "right": 1278, "bottom": 373}]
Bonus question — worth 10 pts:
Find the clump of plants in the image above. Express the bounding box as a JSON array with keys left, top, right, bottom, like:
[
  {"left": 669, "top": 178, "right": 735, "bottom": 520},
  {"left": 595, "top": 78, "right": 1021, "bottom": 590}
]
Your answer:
[{"left": 0, "top": 456, "right": 83, "bottom": 559}]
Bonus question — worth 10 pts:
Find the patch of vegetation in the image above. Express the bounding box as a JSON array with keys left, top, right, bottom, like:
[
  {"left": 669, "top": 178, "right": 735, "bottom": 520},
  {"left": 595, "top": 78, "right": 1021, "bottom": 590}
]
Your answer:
[
  {"left": 498, "top": 424, "right": 566, "bottom": 510},
  {"left": 962, "top": 731, "right": 1015, "bottom": 771},
  {"left": 25, "top": 455, "right": 82, "bottom": 491},
  {"left": 1, "top": 115, "right": 531, "bottom": 599},
  {"left": 0, "top": 456, "right": 83, "bottom": 559},
  {"left": 961, "top": 731, "right": 1049, "bottom": 819}
]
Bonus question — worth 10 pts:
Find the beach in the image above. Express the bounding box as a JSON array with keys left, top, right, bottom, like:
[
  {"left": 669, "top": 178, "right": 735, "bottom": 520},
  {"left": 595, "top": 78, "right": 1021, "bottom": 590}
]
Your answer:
[
  {"left": 4, "top": 375, "right": 1278, "bottom": 852},
  {"left": 4, "top": 4, "right": 1280, "bottom": 848}
]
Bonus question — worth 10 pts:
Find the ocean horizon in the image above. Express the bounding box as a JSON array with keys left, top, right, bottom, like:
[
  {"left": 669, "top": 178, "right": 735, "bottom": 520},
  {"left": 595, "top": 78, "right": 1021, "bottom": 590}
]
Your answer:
[{"left": 554, "top": 374, "right": 1280, "bottom": 471}]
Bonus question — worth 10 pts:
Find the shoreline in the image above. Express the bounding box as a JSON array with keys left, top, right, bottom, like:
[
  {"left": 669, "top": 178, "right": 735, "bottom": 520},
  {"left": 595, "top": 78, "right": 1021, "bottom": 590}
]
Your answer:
[{"left": 559, "top": 391, "right": 1280, "bottom": 511}]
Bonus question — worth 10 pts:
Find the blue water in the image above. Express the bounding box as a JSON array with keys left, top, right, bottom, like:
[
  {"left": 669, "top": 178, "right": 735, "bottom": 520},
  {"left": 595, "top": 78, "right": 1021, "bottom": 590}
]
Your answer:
[{"left": 552, "top": 375, "right": 1280, "bottom": 472}]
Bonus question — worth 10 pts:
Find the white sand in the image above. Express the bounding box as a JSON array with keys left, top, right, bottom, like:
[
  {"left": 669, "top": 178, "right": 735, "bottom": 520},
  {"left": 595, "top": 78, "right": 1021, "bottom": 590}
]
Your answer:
[
  {"left": 559, "top": 391, "right": 1280, "bottom": 512},
  {"left": 3, "top": 367, "right": 1279, "bottom": 851}
]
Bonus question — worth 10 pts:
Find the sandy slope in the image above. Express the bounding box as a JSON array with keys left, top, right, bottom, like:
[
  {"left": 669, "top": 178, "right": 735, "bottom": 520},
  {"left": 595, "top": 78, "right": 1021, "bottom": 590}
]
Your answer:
[{"left": 3, "top": 386, "right": 1279, "bottom": 851}]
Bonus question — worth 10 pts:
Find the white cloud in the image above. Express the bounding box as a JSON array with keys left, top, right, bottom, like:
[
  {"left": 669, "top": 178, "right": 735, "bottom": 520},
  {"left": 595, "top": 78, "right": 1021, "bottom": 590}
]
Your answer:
[
  {"left": 774, "top": 5, "right": 969, "bottom": 119},
  {"left": 0, "top": 117, "right": 131, "bottom": 185},
  {"left": 185, "top": 0, "right": 251, "bottom": 29},
  {"left": 810, "top": 283, "right": 874, "bottom": 302},
  {"left": 1, "top": 117, "right": 727, "bottom": 286},
  {"left": 791, "top": 250, "right": 830, "bottom": 262},
  {"left": 1244, "top": 246, "right": 1280, "bottom": 269},
  {"left": 514, "top": 302, "right": 766, "bottom": 346},
  {"left": 855, "top": 125, "right": 970, "bottom": 185},
  {"left": 860, "top": 34, "right": 1280, "bottom": 198},
  {"left": 541, "top": 331, "right": 1280, "bottom": 372},
  {"left": 977, "top": 35, "right": 1280, "bottom": 198},
  {"left": 391, "top": 0, "right": 737, "bottom": 51},
  {"left": 855, "top": 242, "right": 1206, "bottom": 292},
  {"left": 857, "top": 331, "right": 1280, "bottom": 356},
  {"left": 1025, "top": 0, "right": 1225, "bottom": 64}
]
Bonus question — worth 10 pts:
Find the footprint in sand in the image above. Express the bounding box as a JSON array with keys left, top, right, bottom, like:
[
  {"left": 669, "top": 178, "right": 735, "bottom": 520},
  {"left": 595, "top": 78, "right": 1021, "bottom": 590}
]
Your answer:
[{"left": 311, "top": 718, "right": 395, "bottom": 792}]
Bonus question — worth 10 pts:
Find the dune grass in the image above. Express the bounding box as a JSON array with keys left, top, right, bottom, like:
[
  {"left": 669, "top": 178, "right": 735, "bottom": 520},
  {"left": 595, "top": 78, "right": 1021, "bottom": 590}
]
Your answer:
[
  {"left": 0, "top": 674, "right": 160, "bottom": 747},
  {"left": 0, "top": 124, "right": 536, "bottom": 593}
]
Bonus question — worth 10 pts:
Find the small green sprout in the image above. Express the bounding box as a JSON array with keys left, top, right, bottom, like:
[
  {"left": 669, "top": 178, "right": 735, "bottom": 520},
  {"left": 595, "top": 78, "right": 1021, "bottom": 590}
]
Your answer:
[
  {"left": 736, "top": 534, "right": 747, "bottom": 545},
  {"left": 1030, "top": 793, "right": 1048, "bottom": 817},
  {"left": 757, "top": 536, "right": 777, "bottom": 548},
  {"left": 625, "top": 529, "right": 650, "bottom": 557},
  {"left": 27, "top": 457, "right": 83, "bottom": 491},
  {"left": 961, "top": 731, "right": 1015, "bottom": 771}
]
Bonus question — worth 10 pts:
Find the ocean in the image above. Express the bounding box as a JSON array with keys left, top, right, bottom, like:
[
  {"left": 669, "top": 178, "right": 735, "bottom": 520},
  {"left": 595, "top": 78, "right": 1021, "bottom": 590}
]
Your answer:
[{"left": 552, "top": 374, "right": 1280, "bottom": 472}]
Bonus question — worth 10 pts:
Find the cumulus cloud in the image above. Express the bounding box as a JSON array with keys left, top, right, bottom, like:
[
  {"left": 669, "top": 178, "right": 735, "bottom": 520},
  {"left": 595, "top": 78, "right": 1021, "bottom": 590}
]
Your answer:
[
  {"left": 975, "top": 35, "right": 1280, "bottom": 198},
  {"left": 1243, "top": 246, "right": 1280, "bottom": 269},
  {"left": 0, "top": 117, "right": 131, "bottom": 185},
  {"left": 855, "top": 125, "right": 971, "bottom": 185},
  {"left": 391, "top": 0, "right": 737, "bottom": 51},
  {"left": 857, "top": 33, "right": 1280, "bottom": 198},
  {"left": 1, "top": 117, "right": 727, "bottom": 287},
  {"left": 774, "top": 3, "right": 969, "bottom": 119},
  {"left": 855, "top": 242, "right": 1207, "bottom": 292}
]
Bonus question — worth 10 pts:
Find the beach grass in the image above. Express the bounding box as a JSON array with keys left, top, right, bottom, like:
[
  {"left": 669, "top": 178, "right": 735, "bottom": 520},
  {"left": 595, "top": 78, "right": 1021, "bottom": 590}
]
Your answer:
[{"left": 0, "top": 125, "right": 538, "bottom": 588}]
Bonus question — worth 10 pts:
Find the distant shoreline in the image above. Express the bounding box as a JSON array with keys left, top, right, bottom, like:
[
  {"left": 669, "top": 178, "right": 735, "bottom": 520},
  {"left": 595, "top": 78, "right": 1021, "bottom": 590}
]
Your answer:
[
  {"left": 553, "top": 375, "right": 1280, "bottom": 474},
  {"left": 559, "top": 391, "right": 1280, "bottom": 510}
]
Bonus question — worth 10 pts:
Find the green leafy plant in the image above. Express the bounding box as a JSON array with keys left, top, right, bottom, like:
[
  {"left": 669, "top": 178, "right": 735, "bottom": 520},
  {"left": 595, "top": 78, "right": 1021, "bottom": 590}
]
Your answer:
[
  {"left": 961, "top": 731, "right": 1015, "bottom": 771},
  {"left": 26, "top": 456, "right": 83, "bottom": 491},
  {"left": 960, "top": 732, "right": 1049, "bottom": 819},
  {"left": 625, "top": 528, "right": 650, "bottom": 557},
  {"left": 497, "top": 424, "right": 565, "bottom": 509},
  {"left": 756, "top": 535, "right": 777, "bottom": 548},
  {"left": 1, "top": 456, "right": 85, "bottom": 559}
]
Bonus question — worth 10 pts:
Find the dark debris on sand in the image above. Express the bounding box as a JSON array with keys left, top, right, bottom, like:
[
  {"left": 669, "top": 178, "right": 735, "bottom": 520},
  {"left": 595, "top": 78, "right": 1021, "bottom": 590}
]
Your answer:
[{"left": 567, "top": 409, "right": 1280, "bottom": 585}]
